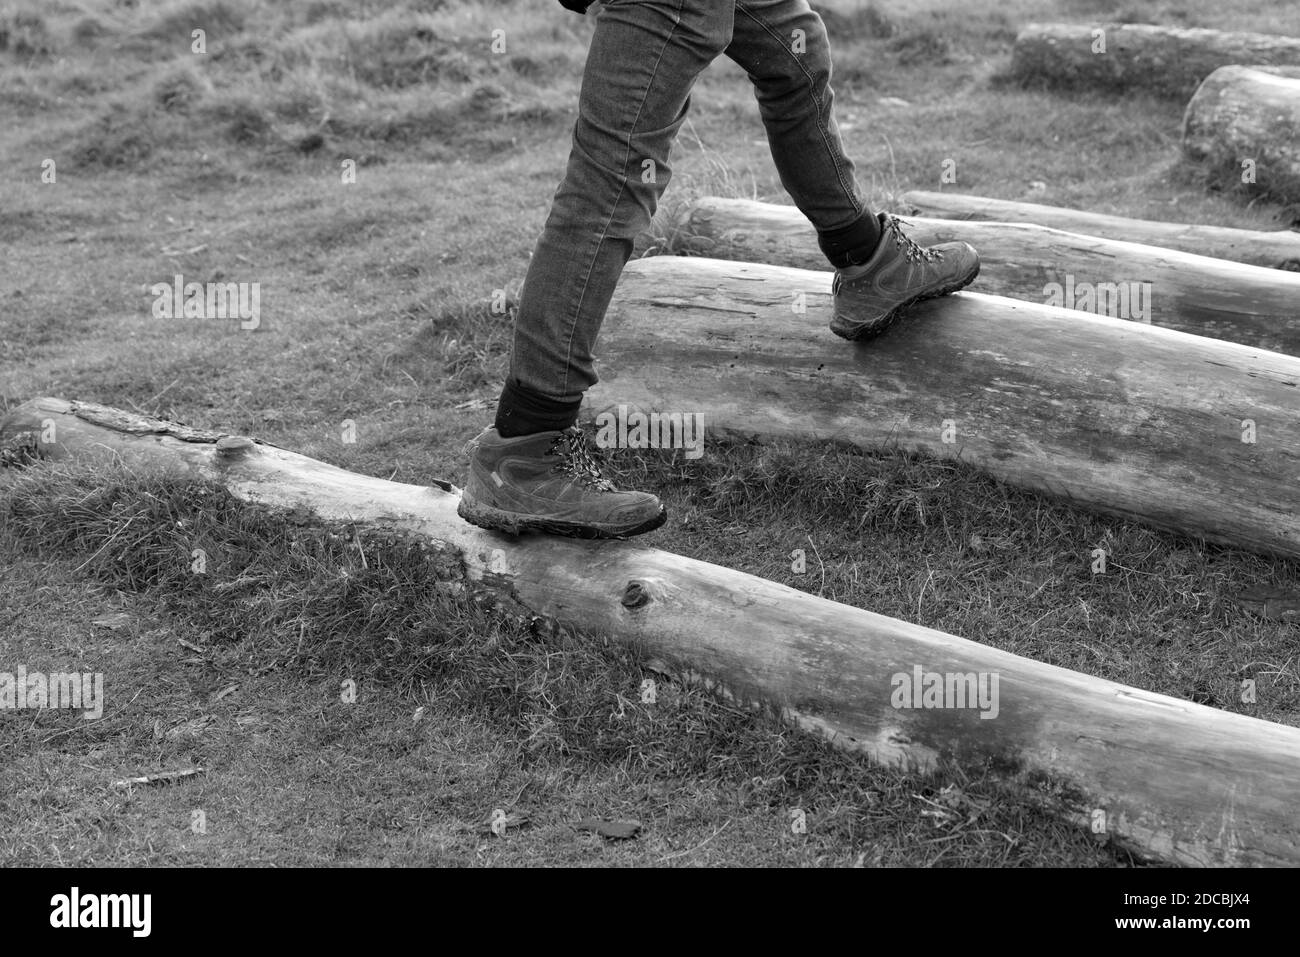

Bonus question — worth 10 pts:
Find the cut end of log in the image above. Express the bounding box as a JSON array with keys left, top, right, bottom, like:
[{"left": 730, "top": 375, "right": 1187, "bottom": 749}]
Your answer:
[{"left": 1182, "top": 66, "right": 1300, "bottom": 206}]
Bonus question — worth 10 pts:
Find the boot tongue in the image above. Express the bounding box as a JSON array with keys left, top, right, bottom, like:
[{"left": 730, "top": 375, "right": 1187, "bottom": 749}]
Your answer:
[{"left": 883, "top": 215, "right": 939, "bottom": 263}]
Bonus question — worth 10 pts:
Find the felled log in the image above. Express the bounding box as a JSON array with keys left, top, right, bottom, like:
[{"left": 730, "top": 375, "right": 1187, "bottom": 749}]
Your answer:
[
  {"left": 4, "top": 395, "right": 1300, "bottom": 867},
  {"left": 588, "top": 255, "right": 1300, "bottom": 559},
  {"left": 1183, "top": 66, "right": 1300, "bottom": 207},
  {"left": 672, "top": 197, "right": 1300, "bottom": 354},
  {"left": 1011, "top": 22, "right": 1300, "bottom": 97},
  {"left": 902, "top": 190, "right": 1300, "bottom": 271}
]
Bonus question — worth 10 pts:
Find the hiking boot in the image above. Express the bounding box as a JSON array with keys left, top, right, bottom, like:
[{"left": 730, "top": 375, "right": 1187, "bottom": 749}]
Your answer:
[
  {"left": 457, "top": 425, "right": 667, "bottom": 539},
  {"left": 830, "top": 213, "right": 980, "bottom": 341}
]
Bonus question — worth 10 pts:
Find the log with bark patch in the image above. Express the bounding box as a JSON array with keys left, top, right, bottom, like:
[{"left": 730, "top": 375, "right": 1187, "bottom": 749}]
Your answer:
[
  {"left": 3, "top": 395, "right": 1300, "bottom": 867},
  {"left": 901, "top": 190, "right": 1300, "bottom": 271},
  {"left": 1010, "top": 22, "right": 1300, "bottom": 97},
  {"left": 671, "top": 196, "right": 1300, "bottom": 354},
  {"left": 1183, "top": 66, "right": 1300, "bottom": 208}
]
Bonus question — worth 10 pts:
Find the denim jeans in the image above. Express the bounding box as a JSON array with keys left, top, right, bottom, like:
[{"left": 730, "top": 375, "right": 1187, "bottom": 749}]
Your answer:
[{"left": 508, "top": 0, "right": 874, "bottom": 404}]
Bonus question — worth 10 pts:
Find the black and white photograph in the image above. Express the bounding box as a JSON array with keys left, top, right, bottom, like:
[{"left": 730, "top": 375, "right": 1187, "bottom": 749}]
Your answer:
[{"left": 2, "top": 0, "right": 1297, "bottom": 921}]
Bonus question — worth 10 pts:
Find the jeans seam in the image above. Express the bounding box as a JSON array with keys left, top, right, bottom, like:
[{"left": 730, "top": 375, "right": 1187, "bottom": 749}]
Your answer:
[
  {"left": 558, "top": 0, "right": 688, "bottom": 397},
  {"left": 735, "top": 1, "right": 862, "bottom": 222}
]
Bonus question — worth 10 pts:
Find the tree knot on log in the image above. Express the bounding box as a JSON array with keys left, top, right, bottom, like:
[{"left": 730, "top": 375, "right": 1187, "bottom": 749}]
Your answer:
[
  {"left": 619, "top": 577, "right": 673, "bottom": 611},
  {"left": 215, "top": 435, "right": 256, "bottom": 457},
  {"left": 621, "top": 579, "right": 652, "bottom": 609}
]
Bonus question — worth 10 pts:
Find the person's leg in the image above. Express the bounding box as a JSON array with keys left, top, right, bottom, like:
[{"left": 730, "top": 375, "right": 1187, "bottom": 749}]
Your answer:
[
  {"left": 497, "top": 0, "right": 737, "bottom": 436},
  {"left": 461, "top": 0, "right": 736, "bottom": 539},
  {"left": 725, "top": 0, "right": 979, "bottom": 339},
  {"left": 725, "top": 0, "right": 879, "bottom": 263}
]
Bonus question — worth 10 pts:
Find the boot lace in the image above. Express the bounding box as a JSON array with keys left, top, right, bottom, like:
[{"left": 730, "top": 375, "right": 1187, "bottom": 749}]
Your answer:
[
  {"left": 883, "top": 214, "right": 943, "bottom": 264},
  {"left": 549, "top": 427, "right": 616, "bottom": 492}
]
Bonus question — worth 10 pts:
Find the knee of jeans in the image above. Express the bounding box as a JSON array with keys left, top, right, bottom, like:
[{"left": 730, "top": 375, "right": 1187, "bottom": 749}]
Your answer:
[
  {"left": 684, "top": 10, "right": 735, "bottom": 59},
  {"left": 705, "top": 23, "right": 736, "bottom": 58}
]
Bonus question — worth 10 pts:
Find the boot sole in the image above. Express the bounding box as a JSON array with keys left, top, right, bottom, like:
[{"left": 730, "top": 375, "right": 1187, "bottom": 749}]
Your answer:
[
  {"left": 457, "top": 497, "right": 668, "bottom": 540},
  {"left": 830, "top": 261, "right": 981, "bottom": 342}
]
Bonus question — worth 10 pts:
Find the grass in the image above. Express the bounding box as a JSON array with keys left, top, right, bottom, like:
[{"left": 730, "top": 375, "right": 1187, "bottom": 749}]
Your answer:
[{"left": 2, "top": 0, "right": 1299, "bottom": 866}]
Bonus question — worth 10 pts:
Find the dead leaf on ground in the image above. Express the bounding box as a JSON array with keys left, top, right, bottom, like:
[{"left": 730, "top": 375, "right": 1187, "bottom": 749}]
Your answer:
[
  {"left": 91, "top": 612, "right": 136, "bottom": 632},
  {"left": 574, "top": 818, "right": 642, "bottom": 840},
  {"left": 916, "top": 785, "right": 989, "bottom": 827},
  {"left": 112, "top": 767, "right": 206, "bottom": 788},
  {"left": 162, "top": 715, "right": 214, "bottom": 740}
]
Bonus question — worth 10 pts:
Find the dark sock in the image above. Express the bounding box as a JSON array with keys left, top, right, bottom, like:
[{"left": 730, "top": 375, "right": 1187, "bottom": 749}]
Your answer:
[
  {"left": 493, "top": 379, "right": 582, "bottom": 438},
  {"left": 818, "top": 210, "right": 884, "bottom": 268}
]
